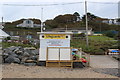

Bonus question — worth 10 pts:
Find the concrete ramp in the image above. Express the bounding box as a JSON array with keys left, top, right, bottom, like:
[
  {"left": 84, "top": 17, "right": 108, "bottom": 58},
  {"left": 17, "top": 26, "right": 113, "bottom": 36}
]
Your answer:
[{"left": 90, "top": 55, "right": 118, "bottom": 68}]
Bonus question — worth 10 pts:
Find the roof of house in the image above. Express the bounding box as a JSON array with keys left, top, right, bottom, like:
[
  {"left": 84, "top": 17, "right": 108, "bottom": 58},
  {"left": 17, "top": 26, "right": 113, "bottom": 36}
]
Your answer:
[
  {"left": 13, "top": 19, "right": 41, "bottom": 25},
  {"left": 0, "top": 29, "right": 9, "bottom": 37},
  {"left": 0, "top": 25, "right": 4, "bottom": 29}
]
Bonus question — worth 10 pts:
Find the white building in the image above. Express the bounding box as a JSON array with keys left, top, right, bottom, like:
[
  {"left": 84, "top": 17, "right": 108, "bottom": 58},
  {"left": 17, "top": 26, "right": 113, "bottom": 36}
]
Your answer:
[
  {"left": 102, "top": 19, "right": 119, "bottom": 25},
  {"left": 16, "top": 19, "right": 41, "bottom": 28},
  {"left": 48, "top": 27, "right": 93, "bottom": 35},
  {"left": 0, "top": 29, "right": 9, "bottom": 43}
]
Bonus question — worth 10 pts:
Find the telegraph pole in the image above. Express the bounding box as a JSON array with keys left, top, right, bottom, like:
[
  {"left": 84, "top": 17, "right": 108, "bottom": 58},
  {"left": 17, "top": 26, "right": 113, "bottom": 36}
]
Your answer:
[
  {"left": 2, "top": 17, "right": 3, "bottom": 26},
  {"left": 85, "top": 1, "right": 89, "bottom": 47},
  {"left": 41, "top": 8, "right": 43, "bottom": 32}
]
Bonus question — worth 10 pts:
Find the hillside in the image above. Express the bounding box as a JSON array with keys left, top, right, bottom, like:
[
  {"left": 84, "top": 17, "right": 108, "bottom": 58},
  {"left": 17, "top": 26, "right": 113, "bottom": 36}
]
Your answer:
[{"left": 71, "top": 36, "right": 118, "bottom": 54}]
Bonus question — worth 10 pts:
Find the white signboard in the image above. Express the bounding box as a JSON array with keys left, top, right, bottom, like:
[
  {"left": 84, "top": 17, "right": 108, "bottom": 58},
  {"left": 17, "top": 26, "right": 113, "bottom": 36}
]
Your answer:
[
  {"left": 39, "top": 33, "right": 71, "bottom": 61},
  {"left": 60, "top": 48, "right": 71, "bottom": 60},
  {"left": 47, "top": 47, "right": 71, "bottom": 60},
  {"left": 48, "top": 48, "right": 59, "bottom": 60}
]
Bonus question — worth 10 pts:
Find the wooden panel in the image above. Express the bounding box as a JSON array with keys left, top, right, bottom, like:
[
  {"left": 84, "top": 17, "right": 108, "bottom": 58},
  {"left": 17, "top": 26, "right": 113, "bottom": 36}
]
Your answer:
[
  {"left": 46, "top": 62, "right": 59, "bottom": 67},
  {"left": 46, "top": 60, "right": 73, "bottom": 68}
]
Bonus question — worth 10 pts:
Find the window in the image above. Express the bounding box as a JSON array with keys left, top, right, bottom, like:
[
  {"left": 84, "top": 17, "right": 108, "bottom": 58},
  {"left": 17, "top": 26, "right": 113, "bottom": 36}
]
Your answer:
[{"left": 26, "top": 20, "right": 31, "bottom": 24}]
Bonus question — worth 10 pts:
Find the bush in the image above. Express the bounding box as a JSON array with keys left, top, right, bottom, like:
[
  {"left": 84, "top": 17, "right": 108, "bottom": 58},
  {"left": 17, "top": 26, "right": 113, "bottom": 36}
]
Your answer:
[
  {"left": 2, "top": 42, "right": 34, "bottom": 49},
  {"left": 103, "top": 31, "right": 117, "bottom": 38}
]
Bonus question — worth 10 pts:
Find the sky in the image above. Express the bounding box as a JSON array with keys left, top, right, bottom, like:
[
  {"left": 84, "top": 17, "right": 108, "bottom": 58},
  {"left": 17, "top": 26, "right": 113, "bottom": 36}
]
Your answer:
[{"left": 0, "top": 0, "right": 119, "bottom": 22}]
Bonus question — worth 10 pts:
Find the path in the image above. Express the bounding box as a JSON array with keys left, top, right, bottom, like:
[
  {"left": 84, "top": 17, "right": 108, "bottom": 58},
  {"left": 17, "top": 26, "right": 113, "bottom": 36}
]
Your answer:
[
  {"left": 90, "top": 55, "right": 118, "bottom": 68},
  {"left": 90, "top": 55, "right": 119, "bottom": 77}
]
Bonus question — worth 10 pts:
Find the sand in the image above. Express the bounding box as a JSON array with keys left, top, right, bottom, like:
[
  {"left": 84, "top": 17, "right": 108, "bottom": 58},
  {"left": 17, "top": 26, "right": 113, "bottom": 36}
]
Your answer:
[{"left": 1, "top": 63, "right": 118, "bottom": 78}]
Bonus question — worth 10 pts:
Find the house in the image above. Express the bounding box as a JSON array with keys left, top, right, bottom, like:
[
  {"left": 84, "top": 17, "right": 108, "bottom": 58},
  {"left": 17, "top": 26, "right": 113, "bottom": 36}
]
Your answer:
[
  {"left": 0, "top": 26, "right": 9, "bottom": 43},
  {"left": 16, "top": 19, "right": 41, "bottom": 28},
  {"left": 46, "top": 27, "right": 93, "bottom": 35},
  {"left": 102, "top": 18, "right": 118, "bottom": 25},
  {"left": 0, "top": 22, "right": 4, "bottom": 29}
]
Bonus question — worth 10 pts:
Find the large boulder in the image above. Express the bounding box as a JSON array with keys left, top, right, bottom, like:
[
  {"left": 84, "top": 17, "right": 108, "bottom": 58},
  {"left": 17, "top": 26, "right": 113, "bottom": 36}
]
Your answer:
[
  {"left": 5, "top": 56, "right": 20, "bottom": 63},
  {"left": 5, "top": 56, "right": 14, "bottom": 63},
  {"left": 22, "top": 52, "right": 30, "bottom": 57},
  {"left": 3, "top": 46, "right": 39, "bottom": 66}
]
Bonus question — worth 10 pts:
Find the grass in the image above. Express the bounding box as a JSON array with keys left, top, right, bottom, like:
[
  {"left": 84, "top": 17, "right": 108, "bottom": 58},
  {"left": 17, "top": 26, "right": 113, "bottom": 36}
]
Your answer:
[
  {"left": 88, "top": 36, "right": 114, "bottom": 41},
  {"left": 71, "top": 35, "right": 118, "bottom": 54},
  {"left": 2, "top": 42, "right": 34, "bottom": 49},
  {"left": 2, "top": 35, "right": 118, "bottom": 54}
]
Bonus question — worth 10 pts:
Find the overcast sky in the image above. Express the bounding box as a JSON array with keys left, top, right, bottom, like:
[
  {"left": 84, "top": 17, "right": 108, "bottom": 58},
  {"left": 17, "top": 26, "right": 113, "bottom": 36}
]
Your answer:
[{"left": 0, "top": 0, "right": 119, "bottom": 22}]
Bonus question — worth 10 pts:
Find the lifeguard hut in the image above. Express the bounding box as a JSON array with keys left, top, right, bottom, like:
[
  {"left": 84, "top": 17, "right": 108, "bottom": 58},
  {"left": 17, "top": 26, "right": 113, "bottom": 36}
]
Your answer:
[{"left": 37, "top": 32, "right": 88, "bottom": 68}]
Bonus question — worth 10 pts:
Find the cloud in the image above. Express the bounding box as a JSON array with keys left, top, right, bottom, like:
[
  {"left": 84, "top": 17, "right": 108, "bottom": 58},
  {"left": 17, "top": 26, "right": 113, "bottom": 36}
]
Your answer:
[
  {"left": 1, "top": 0, "right": 119, "bottom": 3},
  {"left": 1, "top": 0, "right": 119, "bottom": 22}
]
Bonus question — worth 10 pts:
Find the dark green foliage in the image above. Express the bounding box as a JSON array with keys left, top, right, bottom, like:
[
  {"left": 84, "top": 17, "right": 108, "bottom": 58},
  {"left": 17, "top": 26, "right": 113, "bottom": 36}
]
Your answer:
[
  {"left": 5, "top": 37, "right": 11, "bottom": 40},
  {"left": 103, "top": 30, "right": 117, "bottom": 38},
  {"left": 72, "top": 33, "right": 85, "bottom": 38},
  {"left": 54, "top": 14, "right": 77, "bottom": 23}
]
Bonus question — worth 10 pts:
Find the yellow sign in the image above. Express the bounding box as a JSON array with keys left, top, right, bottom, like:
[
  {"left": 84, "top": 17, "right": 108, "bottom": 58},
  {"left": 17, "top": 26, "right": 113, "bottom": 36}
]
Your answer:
[{"left": 44, "top": 34, "right": 66, "bottom": 39}]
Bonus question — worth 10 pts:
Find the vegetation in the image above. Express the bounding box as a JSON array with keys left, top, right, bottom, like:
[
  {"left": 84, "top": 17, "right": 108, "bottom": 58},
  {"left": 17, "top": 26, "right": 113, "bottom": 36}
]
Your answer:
[
  {"left": 3, "top": 12, "right": 119, "bottom": 54},
  {"left": 4, "top": 12, "right": 119, "bottom": 35},
  {"left": 2, "top": 42, "right": 32, "bottom": 49},
  {"left": 2, "top": 42, "right": 39, "bottom": 49},
  {"left": 71, "top": 35, "right": 118, "bottom": 54}
]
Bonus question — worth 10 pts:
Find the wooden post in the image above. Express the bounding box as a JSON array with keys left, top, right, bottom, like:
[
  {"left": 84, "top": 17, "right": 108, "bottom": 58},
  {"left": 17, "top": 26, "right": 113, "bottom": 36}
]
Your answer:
[{"left": 86, "top": 53, "right": 90, "bottom": 67}]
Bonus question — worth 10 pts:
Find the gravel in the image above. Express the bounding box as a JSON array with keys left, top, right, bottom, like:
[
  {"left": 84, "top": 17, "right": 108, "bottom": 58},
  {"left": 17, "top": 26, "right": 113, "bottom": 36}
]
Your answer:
[{"left": 93, "top": 68, "right": 120, "bottom": 77}]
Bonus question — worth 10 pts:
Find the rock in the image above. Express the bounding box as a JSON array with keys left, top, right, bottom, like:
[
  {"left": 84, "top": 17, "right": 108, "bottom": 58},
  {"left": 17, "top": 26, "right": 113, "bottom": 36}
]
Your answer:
[
  {"left": 8, "top": 46, "right": 17, "bottom": 51},
  {"left": 3, "top": 52, "right": 9, "bottom": 57},
  {"left": 37, "top": 61, "right": 46, "bottom": 66},
  {"left": 5, "top": 56, "right": 14, "bottom": 63},
  {"left": 5, "top": 56, "right": 20, "bottom": 63},
  {"left": 73, "top": 62, "right": 84, "bottom": 68},
  {"left": 3, "top": 46, "right": 39, "bottom": 66},
  {"left": 21, "top": 57, "right": 28, "bottom": 63},
  {"left": 10, "top": 52, "right": 18, "bottom": 57},
  {"left": 17, "top": 55, "right": 23, "bottom": 60},
  {"left": 13, "top": 47, "right": 19, "bottom": 52},
  {"left": 24, "top": 49, "right": 31, "bottom": 54},
  {"left": 24, "top": 63, "right": 36, "bottom": 66},
  {"left": 23, "top": 52, "right": 30, "bottom": 57},
  {"left": 13, "top": 57, "right": 20, "bottom": 64},
  {"left": 15, "top": 50, "right": 23, "bottom": 55},
  {"left": 25, "top": 60, "right": 36, "bottom": 63},
  {"left": 31, "top": 49, "right": 39, "bottom": 55},
  {"left": 29, "top": 56, "right": 38, "bottom": 60}
]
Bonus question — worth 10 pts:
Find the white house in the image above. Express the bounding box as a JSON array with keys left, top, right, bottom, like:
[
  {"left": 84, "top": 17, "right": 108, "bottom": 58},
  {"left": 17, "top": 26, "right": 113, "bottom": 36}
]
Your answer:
[
  {"left": 102, "top": 18, "right": 119, "bottom": 25},
  {"left": 48, "top": 27, "right": 93, "bottom": 35},
  {"left": 16, "top": 19, "right": 41, "bottom": 28},
  {"left": 0, "top": 23, "right": 4, "bottom": 29},
  {"left": 0, "top": 29, "right": 9, "bottom": 43}
]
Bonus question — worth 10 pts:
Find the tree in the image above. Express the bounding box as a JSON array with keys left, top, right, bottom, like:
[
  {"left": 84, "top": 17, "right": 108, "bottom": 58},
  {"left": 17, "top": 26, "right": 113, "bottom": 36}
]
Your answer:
[
  {"left": 103, "top": 30, "right": 117, "bottom": 38},
  {"left": 82, "top": 12, "right": 97, "bottom": 22},
  {"left": 73, "top": 12, "right": 81, "bottom": 21},
  {"left": 54, "top": 14, "right": 76, "bottom": 24},
  {"left": 117, "top": 18, "right": 120, "bottom": 22},
  {"left": 45, "top": 19, "right": 58, "bottom": 29}
]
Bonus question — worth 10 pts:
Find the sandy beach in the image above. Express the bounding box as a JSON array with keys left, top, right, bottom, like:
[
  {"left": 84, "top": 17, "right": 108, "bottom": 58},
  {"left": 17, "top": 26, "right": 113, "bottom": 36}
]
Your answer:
[{"left": 2, "top": 63, "right": 118, "bottom": 78}]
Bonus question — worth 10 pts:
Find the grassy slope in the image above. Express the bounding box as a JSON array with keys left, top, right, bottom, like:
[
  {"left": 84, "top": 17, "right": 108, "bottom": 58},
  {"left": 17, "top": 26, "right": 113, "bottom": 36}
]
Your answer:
[{"left": 71, "top": 36, "right": 117, "bottom": 54}]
